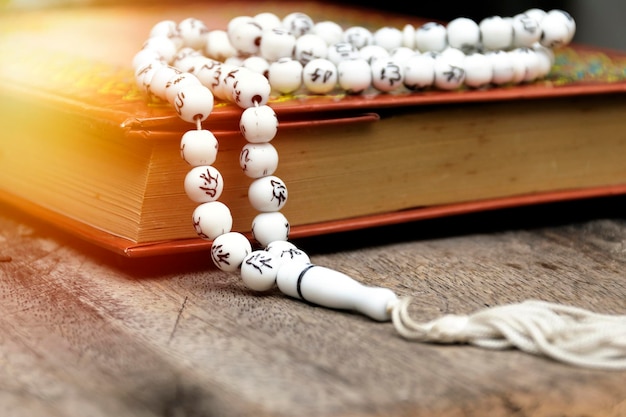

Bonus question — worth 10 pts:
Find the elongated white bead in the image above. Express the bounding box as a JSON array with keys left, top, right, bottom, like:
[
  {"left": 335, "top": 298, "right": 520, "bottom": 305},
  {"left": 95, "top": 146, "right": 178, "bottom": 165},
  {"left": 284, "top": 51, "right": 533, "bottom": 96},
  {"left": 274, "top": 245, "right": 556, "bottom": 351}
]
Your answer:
[{"left": 276, "top": 262, "right": 399, "bottom": 321}]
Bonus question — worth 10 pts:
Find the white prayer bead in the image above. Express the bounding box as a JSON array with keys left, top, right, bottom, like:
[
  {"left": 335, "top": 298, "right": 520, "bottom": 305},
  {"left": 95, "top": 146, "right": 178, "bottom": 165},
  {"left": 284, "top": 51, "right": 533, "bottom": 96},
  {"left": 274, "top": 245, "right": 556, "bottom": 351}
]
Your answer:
[
  {"left": 371, "top": 58, "right": 404, "bottom": 92},
  {"left": 242, "top": 56, "right": 270, "bottom": 76},
  {"left": 508, "top": 49, "right": 528, "bottom": 84},
  {"left": 487, "top": 50, "right": 515, "bottom": 85},
  {"left": 548, "top": 9, "right": 576, "bottom": 44},
  {"left": 343, "top": 26, "right": 373, "bottom": 49},
  {"left": 511, "top": 48, "right": 541, "bottom": 83},
  {"left": 251, "top": 212, "right": 290, "bottom": 247},
  {"left": 402, "top": 24, "right": 416, "bottom": 49},
  {"left": 172, "top": 84, "right": 214, "bottom": 124},
  {"left": 192, "top": 201, "right": 232, "bottom": 240},
  {"left": 229, "top": 18, "right": 263, "bottom": 55},
  {"left": 142, "top": 35, "right": 178, "bottom": 63},
  {"left": 302, "top": 58, "right": 338, "bottom": 94},
  {"left": 265, "top": 241, "right": 310, "bottom": 264},
  {"left": 212, "top": 63, "right": 240, "bottom": 102},
  {"left": 184, "top": 165, "right": 224, "bottom": 203},
  {"left": 524, "top": 8, "right": 548, "bottom": 23},
  {"left": 164, "top": 72, "right": 202, "bottom": 106},
  {"left": 231, "top": 70, "right": 271, "bottom": 108},
  {"left": 253, "top": 12, "right": 282, "bottom": 31},
  {"left": 359, "top": 45, "right": 389, "bottom": 64},
  {"left": 268, "top": 58, "right": 303, "bottom": 95},
  {"left": 373, "top": 27, "right": 403, "bottom": 51},
  {"left": 211, "top": 232, "right": 252, "bottom": 272},
  {"left": 240, "top": 143, "right": 279, "bottom": 178},
  {"left": 479, "top": 16, "right": 514, "bottom": 51},
  {"left": 148, "top": 65, "right": 181, "bottom": 100},
  {"left": 433, "top": 54, "right": 465, "bottom": 90},
  {"left": 248, "top": 175, "right": 288, "bottom": 212},
  {"left": 327, "top": 42, "right": 359, "bottom": 65},
  {"left": 463, "top": 53, "right": 493, "bottom": 88},
  {"left": 224, "top": 56, "right": 246, "bottom": 67},
  {"left": 239, "top": 105, "right": 278, "bottom": 143},
  {"left": 337, "top": 58, "right": 372, "bottom": 94},
  {"left": 240, "top": 250, "right": 282, "bottom": 291},
  {"left": 260, "top": 27, "right": 297, "bottom": 62},
  {"left": 205, "top": 30, "right": 238, "bottom": 61},
  {"left": 134, "top": 61, "right": 161, "bottom": 93},
  {"left": 177, "top": 18, "right": 208, "bottom": 50},
  {"left": 172, "top": 47, "right": 203, "bottom": 73},
  {"left": 282, "top": 12, "right": 314, "bottom": 37},
  {"left": 403, "top": 53, "right": 435, "bottom": 90},
  {"left": 539, "top": 10, "right": 573, "bottom": 48},
  {"left": 149, "top": 20, "right": 178, "bottom": 39},
  {"left": 313, "top": 21, "right": 344, "bottom": 46},
  {"left": 533, "top": 44, "right": 555, "bottom": 78},
  {"left": 415, "top": 22, "right": 447, "bottom": 53},
  {"left": 511, "top": 13, "right": 542, "bottom": 48},
  {"left": 446, "top": 17, "right": 481, "bottom": 53},
  {"left": 132, "top": 48, "right": 162, "bottom": 72},
  {"left": 180, "top": 129, "right": 218, "bottom": 166},
  {"left": 295, "top": 33, "right": 328, "bottom": 66},
  {"left": 390, "top": 47, "right": 416, "bottom": 65},
  {"left": 192, "top": 58, "right": 221, "bottom": 91}
]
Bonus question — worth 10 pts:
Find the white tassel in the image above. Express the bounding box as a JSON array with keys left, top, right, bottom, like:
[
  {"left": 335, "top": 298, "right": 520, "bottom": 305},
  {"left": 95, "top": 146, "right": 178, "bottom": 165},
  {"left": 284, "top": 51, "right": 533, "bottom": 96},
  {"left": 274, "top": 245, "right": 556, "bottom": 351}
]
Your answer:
[{"left": 390, "top": 297, "right": 626, "bottom": 370}]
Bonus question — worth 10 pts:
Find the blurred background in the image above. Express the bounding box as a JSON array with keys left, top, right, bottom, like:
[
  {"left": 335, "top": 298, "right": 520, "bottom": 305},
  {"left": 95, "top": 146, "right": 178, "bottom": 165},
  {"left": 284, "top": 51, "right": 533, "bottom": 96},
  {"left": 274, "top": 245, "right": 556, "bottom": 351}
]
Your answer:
[{"left": 2, "top": 0, "right": 625, "bottom": 51}]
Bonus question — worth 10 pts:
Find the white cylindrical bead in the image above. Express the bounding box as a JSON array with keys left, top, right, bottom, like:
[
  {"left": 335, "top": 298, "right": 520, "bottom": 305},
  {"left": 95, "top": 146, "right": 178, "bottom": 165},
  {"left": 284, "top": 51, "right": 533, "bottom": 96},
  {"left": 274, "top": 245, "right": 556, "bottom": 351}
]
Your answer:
[
  {"left": 265, "top": 241, "right": 310, "bottom": 264},
  {"left": 180, "top": 129, "right": 218, "bottom": 166},
  {"left": 268, "top": 58, "right": 303, "bottom": 95},
  {"left": 211, "top": 232, "right": 252, "bottom": 272},
  {"left": 415, "top": 22, "right": 447, "bottom": 53},
  {"left": 371, "top": 58, "right": 404, "bottom": 92},
  {"left": 184, "top": 165, "right": 224, "bottom": 203},
  {"left": 172, "top": 84, "right": 214, "bottom": 124},
  {"left": 302, "top": 58, "right": 338, "bottom": 94},
  {"left": 239, "top": 105, "right": 278, "bottom": 143},
  {"left": 276, "top": 262, "right": 399, "bottom": 322},
  {"left": 192, "top": 201, "right": 233, "bottom": 240},
  {"left": 251, "top": 212, "right": 290, "bottom": 247},
  {"left": 248, "top": 175, "right": 288, "bottom": 212},
  {"left": 240, "top": 250, "right": 282, "bottom": 291},
  {"left": 240, "top": 143, "right": 279, "bottom": 178},
  {"left": 337, "top": 58, "right": 372, "bottom": 94}
]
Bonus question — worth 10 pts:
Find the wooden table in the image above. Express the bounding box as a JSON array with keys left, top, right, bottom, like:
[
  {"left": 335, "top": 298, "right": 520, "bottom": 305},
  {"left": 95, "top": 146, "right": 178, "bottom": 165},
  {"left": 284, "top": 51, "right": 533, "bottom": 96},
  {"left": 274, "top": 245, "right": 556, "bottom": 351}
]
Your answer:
[{"left": 1, "top": 196, "right": 625, "bottom": 417}]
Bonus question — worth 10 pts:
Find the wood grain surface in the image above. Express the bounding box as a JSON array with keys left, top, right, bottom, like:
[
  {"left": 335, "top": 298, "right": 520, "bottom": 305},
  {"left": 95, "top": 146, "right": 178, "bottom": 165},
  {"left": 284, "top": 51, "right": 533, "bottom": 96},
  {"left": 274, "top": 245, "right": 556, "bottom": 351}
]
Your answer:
[{"left": 0, "top": 196, "right": 625, "bottom": 417}]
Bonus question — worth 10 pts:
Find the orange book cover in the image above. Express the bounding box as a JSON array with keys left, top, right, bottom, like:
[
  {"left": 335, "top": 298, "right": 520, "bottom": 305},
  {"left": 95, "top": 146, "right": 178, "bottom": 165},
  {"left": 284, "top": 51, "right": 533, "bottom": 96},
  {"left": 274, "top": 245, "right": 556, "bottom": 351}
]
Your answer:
[{"left": 1, "top": 2, "right": 626, "bottom": 257}]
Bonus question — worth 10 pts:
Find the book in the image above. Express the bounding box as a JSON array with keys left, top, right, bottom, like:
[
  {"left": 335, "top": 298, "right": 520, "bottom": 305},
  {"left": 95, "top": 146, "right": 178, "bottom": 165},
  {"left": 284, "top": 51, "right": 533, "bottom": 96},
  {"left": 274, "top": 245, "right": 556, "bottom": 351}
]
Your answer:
[{"left": 1, "top": 2, "right": 626, "bottom": 257}]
